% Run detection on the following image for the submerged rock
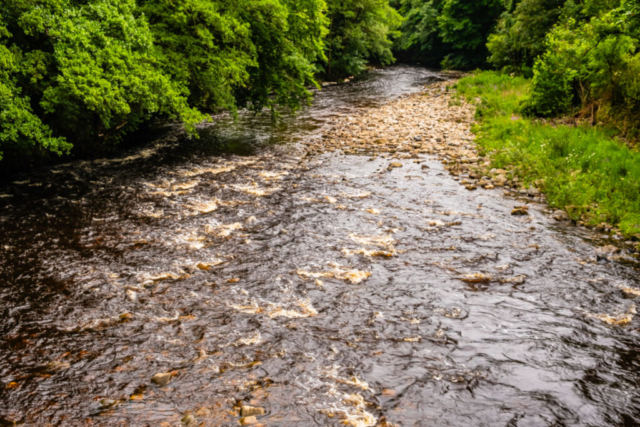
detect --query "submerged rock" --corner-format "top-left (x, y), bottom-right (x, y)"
top-left (511, 206), bottom-right (529, 216)
top-left (99, 398), bottom-right (117, 408)
top-left (596, 245), bottom-right (621, 261)
top-left (151, 372), bottom-right (172, 386)
top-left (181, 414), bottom-right (196, 425)
top-left (553, 210), bottom-right (569, 221)
top-left (241, 406), bottom-right (265, 417)
top-left (240, 416), bottom-right (259, 425)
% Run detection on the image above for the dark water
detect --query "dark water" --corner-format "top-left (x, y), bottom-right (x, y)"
top-left (1, 66), bottom-right (639, 426)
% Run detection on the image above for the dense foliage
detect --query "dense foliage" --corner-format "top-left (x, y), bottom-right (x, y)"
top-left (0, 0), bottom-right (399, 164)
top-left (396, 0), bottom-right (640, 138)
top-left (395, 0), bottom-right (505, 68)
top-left (324, 0), bottom-right (402, 78)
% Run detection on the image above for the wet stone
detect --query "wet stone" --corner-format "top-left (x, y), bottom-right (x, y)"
top-left (553, 210), bottom-right (569, 221)
top-left (240, 416), bottom-right (259, 425)
top-left (511, 207), bottom-right (529, 216)
top-left (596, 245), bottom-right (621, 258)
top-left (151, 372), bottom-right (172, 386)
top-left (99, 398), bottom-right (116, 408)
top-left (241, 405), bottom-right (265, 417)
top-left (181, 414), bottom-right (196, 425)
top-left (118, 312), bottom-right (133, 322)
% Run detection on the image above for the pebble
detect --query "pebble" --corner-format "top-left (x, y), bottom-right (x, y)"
top-left (596, 245), bottom-right (621, 258)
top-left (99, 398), bottom-right (116, 408)
top-left (511, 207), bottom-right (529, 216)
top-left (151, 372), bottom-right (172, 386)
top-left (181, 414), bottom-right (196, 425)
top-left (240, 416), bottom-right (259, 425)
top-left (241, 405), bottom-right (265, 417)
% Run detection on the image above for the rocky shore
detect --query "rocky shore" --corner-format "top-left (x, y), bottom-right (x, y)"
top-left (306, 82), bottom-right (546, 200)
top-left (303, 81), bottom-right (639, 258)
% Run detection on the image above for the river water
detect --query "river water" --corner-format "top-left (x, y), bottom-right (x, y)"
top-left (1, 67), bottom-right (639, 426)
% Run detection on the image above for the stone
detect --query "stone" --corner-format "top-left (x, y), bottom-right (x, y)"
top-left (151, 372), bottom-right (172, 386)
top-left (389, 162), bottom-right (403, 168)
top-left (241, 406), bottom-right (265, 417)
top-left (46, 361), bottom-right (71, 372)
top-left (553, 210), bottom-right (569, 221)
top-left (596, 245), bottom-right (621, 258)
top-left (492, 175), bottom-right (508, 185)
top-left (181, 414), bottom-right (196, 425)
top-left (240, 416), bottom-right (259, 425)
top-left (196, 407), bottom-right (211, 417)
top-left (511, 207), bottom-right (529, 216)
top-left (99, 398), bottom-right (117, 408)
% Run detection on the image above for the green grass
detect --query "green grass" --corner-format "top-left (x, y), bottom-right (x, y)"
top-left (454, 71), bottom-right (640, 237)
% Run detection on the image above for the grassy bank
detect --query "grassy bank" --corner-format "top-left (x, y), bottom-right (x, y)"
top-left (453, 71), bottom-right (640, 239)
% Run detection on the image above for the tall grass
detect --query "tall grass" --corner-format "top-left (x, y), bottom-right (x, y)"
top-left (454, 71), bottom-right (640, 237)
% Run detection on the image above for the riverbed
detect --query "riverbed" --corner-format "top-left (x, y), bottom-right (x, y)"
top-left (1, 66), bottom-right (639, 426)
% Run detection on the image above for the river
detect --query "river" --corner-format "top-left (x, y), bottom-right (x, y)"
top-left (1, 66), bottom-right (639, 426)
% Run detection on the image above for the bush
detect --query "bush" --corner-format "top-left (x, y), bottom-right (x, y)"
top-left (523, 54), bottom-right (576, 117)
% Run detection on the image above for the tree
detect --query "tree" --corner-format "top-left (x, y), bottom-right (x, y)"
top-left (395, 0), bottom-right (505, 69)
top-left (324, 0), bottom-right (402, 78)
top-left (437, 0), bottom-right (505, 68)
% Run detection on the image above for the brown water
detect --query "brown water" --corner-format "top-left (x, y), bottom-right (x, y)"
top-left (1, 66), bottom-right (640, 427)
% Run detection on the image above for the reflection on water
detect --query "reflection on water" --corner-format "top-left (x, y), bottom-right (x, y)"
top-left (1, 66), bottom-right (640, 426)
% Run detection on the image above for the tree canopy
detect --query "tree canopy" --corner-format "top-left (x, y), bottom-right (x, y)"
top-left (0, 0), bottom-right (400, 164)
top-left (2, 0), bottom-right (639, 165)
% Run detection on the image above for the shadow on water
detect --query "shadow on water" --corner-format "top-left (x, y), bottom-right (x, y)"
top-left (1, 66), bottom-right (639, 426)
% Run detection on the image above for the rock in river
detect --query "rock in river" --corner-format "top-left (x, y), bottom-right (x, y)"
top-left (511, 206), bottom-right (529, 216)
top-left (151, 372), bottom-right (172, 386)
top-left (241, 405), bottom-right (265, 417)
top-left (596, 245), bottom-right (621, 261)
top-left (240, 416), bottom-right (259, 425)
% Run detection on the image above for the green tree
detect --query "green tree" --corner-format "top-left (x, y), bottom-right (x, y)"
top-left (0, 0), bottom-right (330, 163)
top-left (437, 0), bottom-right (505, 68)
top-left (236, 0), bottom-right (328, 113)
top-left (395, 0), bottom-right (449, 66)
top-left (525, 10), bottom-right (640, 122)
top-left (395, 0), bottom-right (505, 69)
top-left (1, 0), bottom-right (205, 160)
top-left (487, 0), bottom-right (565, 72)
top-left (324, 0), bottom-right (402, 78)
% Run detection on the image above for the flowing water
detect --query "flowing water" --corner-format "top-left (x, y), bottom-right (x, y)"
top-left (1, 67), bottom-right (639, 427)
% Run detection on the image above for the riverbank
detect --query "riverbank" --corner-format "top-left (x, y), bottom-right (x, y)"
top-left (452, 71), bottom-right (640, 244)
